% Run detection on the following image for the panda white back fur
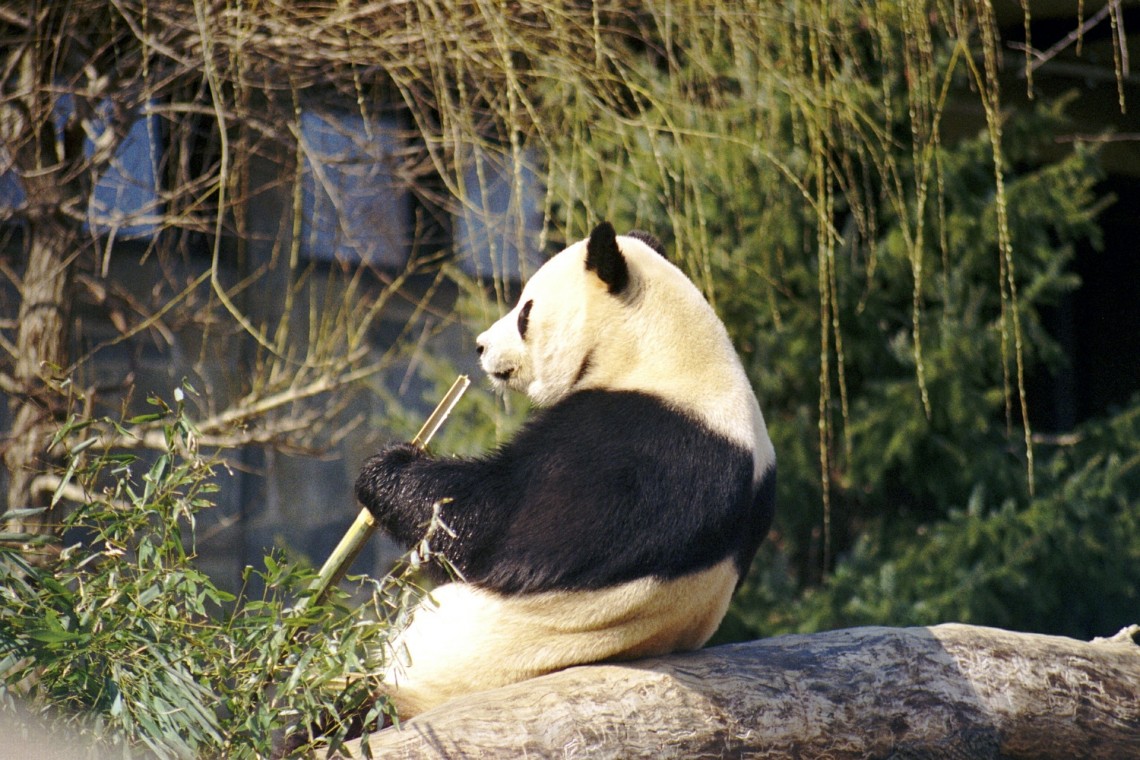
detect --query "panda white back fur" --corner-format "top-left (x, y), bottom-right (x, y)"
top-left (356, 221), bottom-right (776, 718)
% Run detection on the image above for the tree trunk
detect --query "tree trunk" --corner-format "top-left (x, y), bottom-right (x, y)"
top-left (335, 624), bottom-right (1140, 760)
top-left (3, 215), bottom-right (74, 536)
top-left (1, 25), bottom-right (80, 549)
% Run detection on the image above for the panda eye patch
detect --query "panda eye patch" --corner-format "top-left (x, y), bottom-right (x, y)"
top-left (517, 299), bottom-right (534, 339)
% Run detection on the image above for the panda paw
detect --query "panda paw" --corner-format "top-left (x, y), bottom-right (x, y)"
top-left (354, 443), bottom-right (428, 518)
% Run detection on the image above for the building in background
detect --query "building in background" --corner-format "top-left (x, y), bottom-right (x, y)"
top-left (0, 90), bottom-right (544, 592)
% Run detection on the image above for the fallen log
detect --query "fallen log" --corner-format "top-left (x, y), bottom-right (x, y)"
top-left (329, 623), bottom-right (1140, 759)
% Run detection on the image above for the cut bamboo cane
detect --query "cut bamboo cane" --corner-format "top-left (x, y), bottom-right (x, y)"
top-left (303, 375), bottom-right (470, 609)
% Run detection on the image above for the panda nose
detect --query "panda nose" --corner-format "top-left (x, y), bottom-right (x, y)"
top-left (475, 337), bottom-right (486, 356)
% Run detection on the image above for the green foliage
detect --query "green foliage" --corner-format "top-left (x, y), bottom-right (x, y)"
top-left (712, 101), bottom-right (1134, 641)
top-left (719, 99), bottom-right (1138, 642)
top-left (702, 92), bottom-right (1130, 638)
top-left (0, 389), bottom-right (419, 758)
top-left (734, 396), bottom-right (1140, 640)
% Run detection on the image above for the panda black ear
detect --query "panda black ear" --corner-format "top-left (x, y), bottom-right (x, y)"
top-left (626, 230), bottom-right (666, 257)
top-left (585, 221), bottom-right (629, 295)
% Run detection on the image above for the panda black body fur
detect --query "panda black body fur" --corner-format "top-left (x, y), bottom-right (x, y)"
top-left (359, 390), bottom-right (774, 594)
top-left (356, 222), bottom-right (776, 718)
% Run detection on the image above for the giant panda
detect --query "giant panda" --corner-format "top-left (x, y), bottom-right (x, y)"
top-left (355, 221), bottom-right (776, 718)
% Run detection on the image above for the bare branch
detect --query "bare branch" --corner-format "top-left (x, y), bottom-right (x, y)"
top-left (1016, 0), bottom-right (1123, 76)
top-left (0, 6), bottom-right (32, 29)
top-left (29, 474), bottom-right (130, 512)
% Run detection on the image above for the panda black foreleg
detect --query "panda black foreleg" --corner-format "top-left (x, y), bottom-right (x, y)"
top-left (355, 443), bottom-right (448, 546)
top-left (354, 442), bottom-right (503, 576)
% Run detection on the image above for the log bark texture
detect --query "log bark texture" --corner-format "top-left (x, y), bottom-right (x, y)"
top-left (334, 623), bottom-right (1140, 759)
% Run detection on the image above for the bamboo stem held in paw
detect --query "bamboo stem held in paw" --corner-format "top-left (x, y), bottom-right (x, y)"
top-left (304, 374), bottom-right (470, 609)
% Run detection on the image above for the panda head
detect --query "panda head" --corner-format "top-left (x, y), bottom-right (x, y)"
top-left (475, 222), bottom-right (766, 456)
top-left (475, 221), bottom-right (643, 406)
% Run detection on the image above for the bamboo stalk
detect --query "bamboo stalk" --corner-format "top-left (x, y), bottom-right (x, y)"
top-left (303, 374), bottom-right (470, 609)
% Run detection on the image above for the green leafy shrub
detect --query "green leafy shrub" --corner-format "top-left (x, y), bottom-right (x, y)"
top-left (732, 395), bottom-right (1140, 639)
top-left (708, 104), bottom-right (1140, 641)
top-left (0, 388), bottom-right (419, 758)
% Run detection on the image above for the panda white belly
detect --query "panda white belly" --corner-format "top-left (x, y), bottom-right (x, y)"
top-left (382, 559), bottom-right (739, 717)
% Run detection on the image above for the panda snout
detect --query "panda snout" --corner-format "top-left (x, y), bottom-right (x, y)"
top-left (479, 349), bottom-right (519, 384)
top-left (476, 326), bottom-right (525, 387)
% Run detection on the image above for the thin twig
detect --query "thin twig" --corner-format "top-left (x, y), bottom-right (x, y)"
top-left (1014, 0), bottom-right (1121, 76)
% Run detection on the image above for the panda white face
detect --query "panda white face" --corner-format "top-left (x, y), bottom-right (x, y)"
top-left (475, 234), bottom-right (623, 406)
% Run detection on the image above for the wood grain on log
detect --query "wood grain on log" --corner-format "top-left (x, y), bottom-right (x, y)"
top-left (331, 624), bottom-right (1140, 759)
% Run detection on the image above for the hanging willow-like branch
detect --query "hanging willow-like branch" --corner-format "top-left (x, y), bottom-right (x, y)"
top-left (2, 0), bottom-right (1129, 564)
